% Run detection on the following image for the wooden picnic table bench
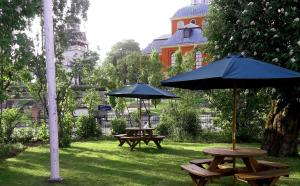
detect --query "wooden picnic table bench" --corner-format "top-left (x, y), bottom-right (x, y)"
top-left (189, 157), bottom-right (233, 168)
top-left (181, 164), bottom-right (221, 186)
top-left (235, 168), bottom-right (289, 186)
top-left (114, 134), bottom-right (127, 146)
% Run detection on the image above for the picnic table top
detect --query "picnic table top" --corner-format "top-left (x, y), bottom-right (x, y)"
top-left (125, 127), bottom-right (155, 131)
top-left (203, 147), bottom-right (267, 158)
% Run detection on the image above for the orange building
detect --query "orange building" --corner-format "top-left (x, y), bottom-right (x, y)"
top-left (143, 0), bottom-right (209, 71)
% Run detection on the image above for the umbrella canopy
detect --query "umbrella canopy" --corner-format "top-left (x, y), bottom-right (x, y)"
top-left (161, 55), bottom-right (300, 150)
top-left (161, 55), bottom-right (300, 89)
top-left (107, 82), bottom-right (178, 99)
top-left (107, 83), bottom-right (178, 129)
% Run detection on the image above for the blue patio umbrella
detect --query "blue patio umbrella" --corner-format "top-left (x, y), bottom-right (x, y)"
top-left (107, 83), bottom-right (178, 128)
top-left (161, 55), bottom-right (300, 149)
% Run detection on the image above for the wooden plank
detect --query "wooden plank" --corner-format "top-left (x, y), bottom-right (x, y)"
top-left (181, 164), bottom-right (221, 177)
top-left (235, 169), bottom-right (289, 181)
top-left (257, 160), bottom-right (289, 169)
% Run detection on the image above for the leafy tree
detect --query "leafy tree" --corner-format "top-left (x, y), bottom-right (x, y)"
top-left (149, 50), bottom-right (163, 87)
top-left (0, 0), bottom-right (40, 136)
top-left (205, 0), bottom-right (300, 156)
top-left (105, 39), bottom-right (140, 66)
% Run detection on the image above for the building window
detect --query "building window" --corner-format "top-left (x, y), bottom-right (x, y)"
top-left (171, 53), bottom-right (175, 66)
top-left (177, 21), bottom-right (184, 29)
top-left (195, 51), bottom-right (203, 69)
top-left (190, 19), bottom-right (196, 24)
top-left (184, 29), bottom-right (191, 38)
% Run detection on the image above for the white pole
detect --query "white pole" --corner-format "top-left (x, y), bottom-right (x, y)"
top-left (43, 0), bottom-right (62, 182)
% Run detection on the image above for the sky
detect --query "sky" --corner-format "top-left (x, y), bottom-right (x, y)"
top-left (84, 0), bottom-right (189, 60)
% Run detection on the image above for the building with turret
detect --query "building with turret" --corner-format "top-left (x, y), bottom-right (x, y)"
top-left (143, 0), bottom-right (210, 70)
top-left (63, 22), bottom-right (88, 85)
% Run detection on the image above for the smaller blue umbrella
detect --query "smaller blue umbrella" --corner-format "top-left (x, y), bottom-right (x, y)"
top-left (107, 83), bottom-right (178, 128)
top-left (107, 83), bottom-right (178, 99)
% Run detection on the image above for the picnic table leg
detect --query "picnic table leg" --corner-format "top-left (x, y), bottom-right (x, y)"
top-left (130, 140), bottom-right (140, 151)
top-left (118, 139), bottom-right (126, 146)
top-left (153, 139), bottom-right (162, 148)
top-left (242, 157), bottom-right (259, 173)
top-left (189, 173), bottom-right (207, 186)
top-left (208, 156), bottom-right (224, 171)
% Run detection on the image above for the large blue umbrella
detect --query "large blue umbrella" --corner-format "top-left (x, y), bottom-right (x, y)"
top-left (107, 83), bottom-right (178, 128)
top-left (161, 55), bottom-right (300, 149)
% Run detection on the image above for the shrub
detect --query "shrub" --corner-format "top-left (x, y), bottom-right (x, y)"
top-left (111, 117), bottom-right (127, 134)
top-left (75, 115), bottom-right (101, 139)
top-left (1, 108), bottom-right (27, 143)
top-left (35, 121), bottom-right (49, 142)
top-left (159, 101), bottom-right (200, 141)
top-left (0, 143), bottom-right (25, 160)
top-left (11, 127), bottom-right (35, 144)
top-left (59, 113), bottom-right (73, 148)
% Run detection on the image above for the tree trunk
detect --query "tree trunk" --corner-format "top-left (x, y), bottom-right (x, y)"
top-left (261, 99), bottom-right (300, 157)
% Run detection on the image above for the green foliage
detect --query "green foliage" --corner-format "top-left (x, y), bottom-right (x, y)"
top-left (158, 101), bottom-right (200, 141)
top-left (11, 127), bottom-right (35, 144)
top-left (209, 89), bottom-right (271, 142)
top-left (1, 108), bottom-right (27, 143)
top-left (58, 113), bottom-right (73, 148)
top-left (111, 117), bottom-right (127, 134)
top-left (0, 143), bottom-right (25, 160)
top-left (82, 89), bottom-right (101, 117)
top-left (0, 0), bottom-right (40, 103)
top-left (75, 115), bottom-right (101, 139)
top-left (35, 121), bottom-right (49, 142)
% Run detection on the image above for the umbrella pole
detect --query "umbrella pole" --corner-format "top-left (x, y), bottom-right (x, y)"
top-left (139, 98), bottom-right (142, 148)
top-left (232, 85), bottom-right (237, 150)
top-left (232, 84), bottom-right (237, 186)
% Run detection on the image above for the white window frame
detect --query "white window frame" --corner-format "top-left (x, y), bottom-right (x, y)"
top-left (171, 53), bottom-right (176, 66)
top-left (177, 21), bottom-right (184, 29)
top-left (195, 51), bottom-right (203, 69)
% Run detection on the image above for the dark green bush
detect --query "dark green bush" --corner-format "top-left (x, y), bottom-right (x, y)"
top-left (1, 108), bottom-right (27, 143)
top-left (111, 117), bottom-right (127, 134)
top-left (35, 121), bottom-right (49, 142)
top-left (59, 113), bottom-right (73, 148)
top-left (76, 115), bottom-right (101, 139)
top-left (159, 101), bottom-right (200, 141)
top-left (0, 143), bottom-right (25, 160)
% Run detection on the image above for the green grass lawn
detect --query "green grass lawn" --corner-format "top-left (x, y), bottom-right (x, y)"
top-left (0, 140), bottom-right (299, 186)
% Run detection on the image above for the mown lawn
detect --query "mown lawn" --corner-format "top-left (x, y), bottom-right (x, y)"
top-left (0, 140), bottom-right (299, 186)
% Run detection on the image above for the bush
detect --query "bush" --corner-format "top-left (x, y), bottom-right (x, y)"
top-left (1, 108), bottom-right (27, 143)
top-left (11, 127), bottom-right (35, 144)
top-left (35, 121), bottom-right (49, 142)
top-left (111, 117), bottom-right (127, 135)
top-left (0, 143), bottom-right (25, 160)
top-left (59, 113), bottom-right (73, 148)
top-left (75, 115), bottom-right (101, 139)
top-left (159, 101), bottom-right (200, 141)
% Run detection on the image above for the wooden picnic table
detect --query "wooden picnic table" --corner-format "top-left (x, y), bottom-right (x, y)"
top-left (125, 127), bottom-right (155, 136)
top-left (203, 147), bottom-right (267, 173)
top-left (114, 127), bottom-right (165, 151)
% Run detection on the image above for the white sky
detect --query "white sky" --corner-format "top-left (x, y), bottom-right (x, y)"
top-left (84, 0), bottom-right (189, 60)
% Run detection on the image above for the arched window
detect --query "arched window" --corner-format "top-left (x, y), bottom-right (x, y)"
top-left (195, 51), bottom-right (203, 69)
top-left (171, 53), bottom-right (175, 66)
top-left (190, 19), bottom-right (196, 24)
top-left (177, 21), bottom-right (184, 29)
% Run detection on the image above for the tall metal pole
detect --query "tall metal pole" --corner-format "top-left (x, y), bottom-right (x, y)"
top-left (43, 0), bottom-right (62, 182)
top-left (232, 85), bottom-right (237, 150)
top-left (232, 84), bottom-right (237, 186)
